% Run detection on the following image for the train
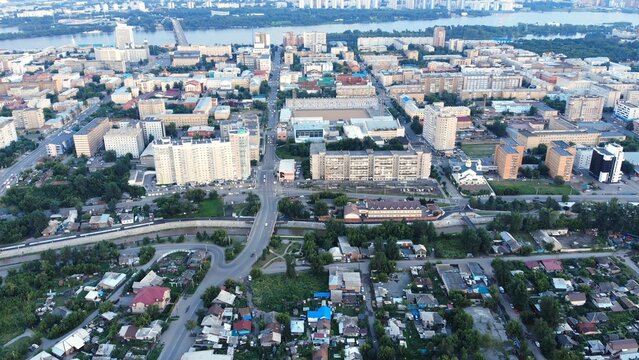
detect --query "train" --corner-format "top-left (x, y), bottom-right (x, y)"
top-left (0, 221), bottom-right (157, 253)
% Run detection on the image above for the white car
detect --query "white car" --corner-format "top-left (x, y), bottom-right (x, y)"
top-left (264, 223), bottom-right (268, 227)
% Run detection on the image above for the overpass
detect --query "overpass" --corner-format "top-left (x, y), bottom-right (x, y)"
top-left (171, 18), bottom-right (189, 46)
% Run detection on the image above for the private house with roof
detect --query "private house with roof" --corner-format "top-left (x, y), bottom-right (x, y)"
top-left (131, 286), bottom-right (171, 314)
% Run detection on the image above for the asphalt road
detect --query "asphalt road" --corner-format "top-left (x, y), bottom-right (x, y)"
top-left (0, 101), bottom-right (103, 195)
top-left (157, 47), bottom-right (283, 360)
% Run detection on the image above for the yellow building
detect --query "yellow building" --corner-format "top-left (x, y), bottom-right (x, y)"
top-left (545, 141), bottom-right (576, 181)
top-left (494, 139), bottom-right (525, 180)
top-left (73, 117), bottom-right (111, 157)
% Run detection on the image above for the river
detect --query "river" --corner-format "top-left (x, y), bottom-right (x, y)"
top-left (0, 10), bottom-right (637, 50)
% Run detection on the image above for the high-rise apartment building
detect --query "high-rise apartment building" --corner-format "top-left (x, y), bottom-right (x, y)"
top-left (423, 105), bottom-right (457, 151)
top-left (433, 26), bottom-right (446, 48)
top-left (545, 141), bottom-right (576, 182)
top-left (0, 117), bottom-right (17, 149)
top-left (310, 143), bottom-right (431, 181)
top-left (152, 135), bottom-right (251, 185)
top-left (590, 143), bottom-right (624, 183)
top-left (254, 32), bottom-right (271, 50)
top-left (115, 23), bottom-right (135, 50)
top-left (141, 119), bottom-right (166, 143)
top-left (565, 95), bottom-right (605, 122)
top-left (229, 129), bottom-right (251, 179)
top-left (73, 117), bottom-right (111, 157)
top-left (104, 123), bottom-right (145, 158)
top-left (302, 32), bottom-right (327, 53)
top-left (12, 108), bottom-right (45, 129)
top-left (494, 139), bottom-right (525, 180)
top-left (138, 99), bottom-right (166, 120)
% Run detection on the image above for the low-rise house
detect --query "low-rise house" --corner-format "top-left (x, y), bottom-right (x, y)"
top-left (119, 250), bottom-right (140, 266)
top-left (51, 328), bottom-right (90, 357)
top-left (213, 290), bottom-right (236, 306)
top-left (89, 214), bottom-right (113, 229)
top-left (307, 306), bottom-right (332, 324)
top-left (608, 339), bottom-right (639, 355)
top-left (133, 271), bottom-right (165, 293)
top-left (336, 315), bottom-right (361, 337)
top-left (385, 318), bottom-right (405, 339)
top-left (232, 319), bottom-right (251, 335)
top-left (131, 286), bottom-right (171, 314)
top-left (565, 292), bottom-right (587, 306)
top-left (413, 244), bottom-right (427, 258)
top-left (312, 332), bottom-right (330, 345)
top-left (588, 340), bottom-right (606, 354)
top-left (259, 321), bottom-right (282, 347)
top-left (290, 319), bottom-right (305, 336)
top-left (577, 322), bottom-right (600, 335)
top-left (328, 268), bottom-right (362, 293)
top-left (557, 334), bottom-right (579, 349)
top-left (99, 272), bottom-right (127, 290)
top-left (313, 343), bottom-right (329, 360)
top-left (406, 292), bottom-right (439, 308)
top-left (591, 294), bottom-right (613, 309)
top-left (586, 312), bottom-right (609, 323)
top-left (541, 259), bottom-right (563, 272)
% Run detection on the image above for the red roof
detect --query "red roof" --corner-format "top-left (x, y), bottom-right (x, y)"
top-left (233, 319), bottom-right (252, 331)
top-left (541, 259), bottom-right (563, 272)
top-left (577, 322), bottom-right (598, 334)
top-left (132, 286), bottom-right (170, 306)
top-left (525, 261), bottom-right (541, 269)
top-left (336, 75), bottom-right (368, 85)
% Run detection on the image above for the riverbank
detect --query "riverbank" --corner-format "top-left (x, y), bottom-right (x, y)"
top-left (1, 10), bottom-right (638, 50)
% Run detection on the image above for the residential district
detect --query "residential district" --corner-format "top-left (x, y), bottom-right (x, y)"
top-left (1, 12), bottom-right (639, 360)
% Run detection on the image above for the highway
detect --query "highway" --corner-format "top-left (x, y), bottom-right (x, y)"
top-left (157, 47), bottom-right (283, 360)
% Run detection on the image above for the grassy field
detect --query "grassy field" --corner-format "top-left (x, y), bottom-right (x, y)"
top-left (461, 143), bottom-right (498, 157)
top-left (275, 144), bottom-right (308, 161)
top-left (252, 272), bottom-right (327, 312)
top-left (188, 198), bottom-right (224, 218)
top-left (489, 180), bottom-right (576, 196)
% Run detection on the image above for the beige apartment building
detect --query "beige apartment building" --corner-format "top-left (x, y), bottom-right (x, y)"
top-left (515, 128), bottom-right (602, 150)
top-left (12, 108), bottom-right (45, 129)
top-left (73, 117), bottom-right (111, 157)
top-left (152, 113), bottom-right (208, 127)
top-left (310, 143), bottom-right (431, 181)
top-left (565, 95), bottom-right (605, 122)
top-left (494, 139), bottom-right (525, 180)
top-left (423, 105), bottom-right (458, 152)
top-left (545, 141), bottom-right (576, 181)
top-left (153, 135), bottom-right (250, 185)
top-left (138, 99), bottom-right (166, 120)
top-left (0, 117), bottom-right (17, 149)
top-left (104, 123), bottom-right (145, 158)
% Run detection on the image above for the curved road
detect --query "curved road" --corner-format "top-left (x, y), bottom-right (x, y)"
top-left (157, 47), bottom-right (283, 360)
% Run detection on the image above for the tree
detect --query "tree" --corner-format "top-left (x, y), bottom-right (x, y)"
top-left (201, 286), bottom-right (221, 306)
top-left (185, 319), bottom-right (198, 334)
top-left (508, 275), bottom-right (530, 310)
top-left (506, 320), bottom-right (522, 339)
top-left (103, 150), bottom-right (117, 162)
top-left (553, 176), bottom-right (565, 185)
top-left (539, 297), bottom-right (561, 328)
top-left (165, 122), bottom-right (178, 137)
top-left (185, 189), bottom-right (206, 203)
top-left (621, 160), bottom-right (635, 176)
top-left (139, 246), bottom-right (156, 265)
top-left (410, 117), bottom-right (423, 134)
top-left (99, 301), bottom-right (114, 313)
top-left (285, 254), bottom-right (296, 278)
top-left (313, 200), bottom-right (329, 217)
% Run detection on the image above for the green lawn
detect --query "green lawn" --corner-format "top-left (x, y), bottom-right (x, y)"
top-left (275, 144), bottom-right (308, 161)
top-left (252, 272), bottom-right (327, 312)
top-left (461, 143), bottom-right (498, 157)
top-left (183, 198), bottom-right (224, 218)
top-left (489, 180), bottom-right (576, 196)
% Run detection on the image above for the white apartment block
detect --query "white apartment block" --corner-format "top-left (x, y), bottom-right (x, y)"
top-left (141, 119), bottom-right (165, 143)
top-left (310, 143), bottom-right (431, 181)
top-left (423, 105), bottom-right (458, 151)
top-left (153, 134), bottom-right (250, 185)
top-left (104, 124), bottom-right (145, 158)
top-left (614, 102), bottom-right (639, 122)
top-left (0, 117), bottom-right (17, 149)
top-left (302, 32), bottom-right (327, 53)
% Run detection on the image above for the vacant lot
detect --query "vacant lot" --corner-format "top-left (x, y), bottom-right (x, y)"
top-left (461, 143), bottom-right (498, 157)
top-left (489, 180), bottom-right (576, 196)
top-left (252, 272), bottom-right (327, 312)
top-left (190, 198), bottom-right (224, 217)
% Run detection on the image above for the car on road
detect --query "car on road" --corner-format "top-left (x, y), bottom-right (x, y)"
top-left (265, 223), bottom-right (268, 227)
top-left (251, 252), bottom-right (255, 258)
